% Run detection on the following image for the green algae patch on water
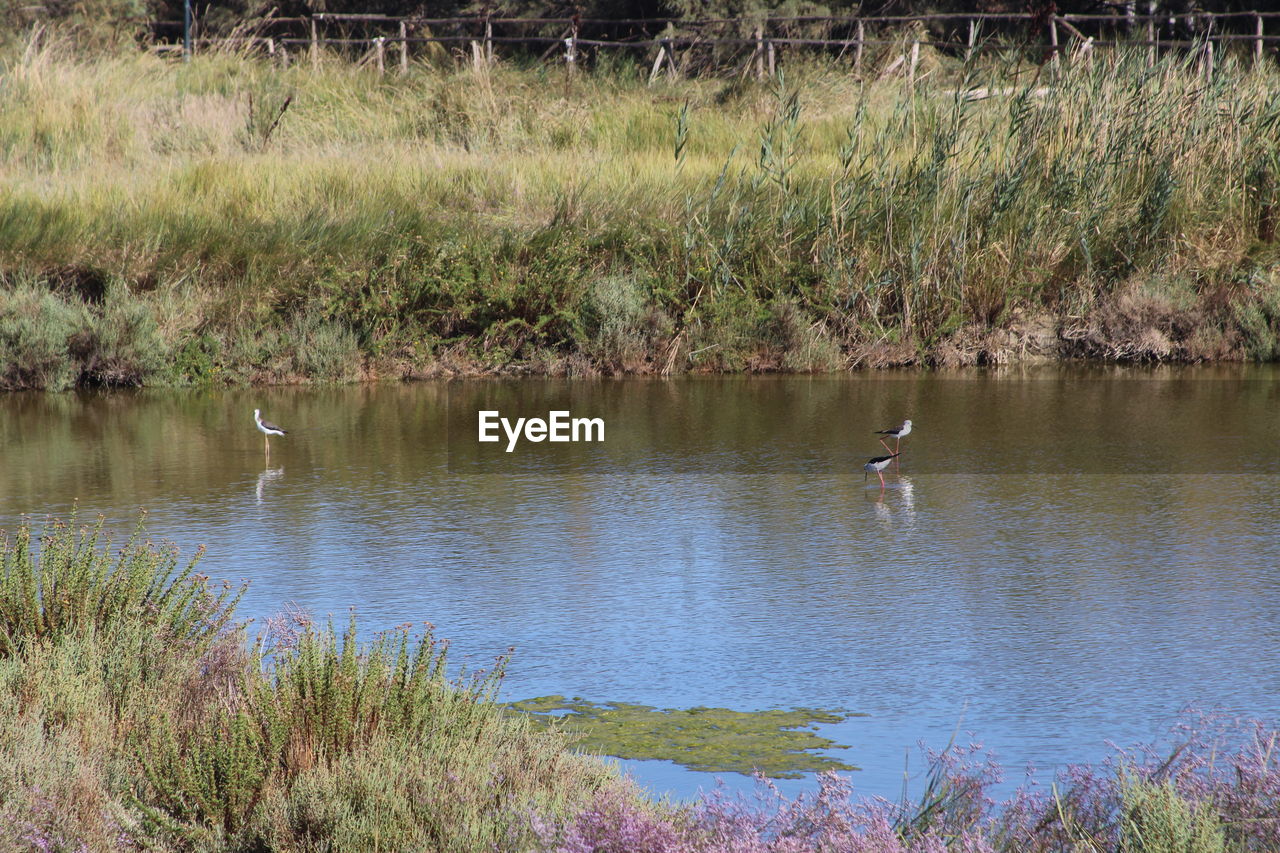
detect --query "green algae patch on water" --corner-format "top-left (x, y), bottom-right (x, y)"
top-left (508, 696), bottom-right (863, 778)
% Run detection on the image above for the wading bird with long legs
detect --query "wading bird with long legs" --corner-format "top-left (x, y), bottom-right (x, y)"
top-left (864, 452), bottom-right (899, 490)
top-left (875, 419), bottom-right (912, 454)
top-left (254, 409), bottom-right (287, 459)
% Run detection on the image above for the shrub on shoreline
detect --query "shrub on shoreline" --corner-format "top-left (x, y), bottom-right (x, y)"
top-left (0, 517), bottom-right (619, 850)
top-left (533, 719), bottom-right (1280, 852)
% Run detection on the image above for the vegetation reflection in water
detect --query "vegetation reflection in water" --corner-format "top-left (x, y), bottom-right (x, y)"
top-left (509, 695), bottom-right (863, 777)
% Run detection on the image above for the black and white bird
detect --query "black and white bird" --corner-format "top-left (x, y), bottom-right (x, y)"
top-left (864, 452), bottom-right (899, 489)
top-left (875, 419), bottom-right (912, 453)
top-left (253, 408), bottom-right (287, 456)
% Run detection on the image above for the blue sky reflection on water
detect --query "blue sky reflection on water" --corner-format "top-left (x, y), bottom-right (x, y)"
top-left (2, 368), bottom-right (1279, 803)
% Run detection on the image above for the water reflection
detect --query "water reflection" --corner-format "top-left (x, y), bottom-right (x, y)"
top-left (869, 476), bottom-right (915, 528)
top-left (1, 369), bottom-right (1279, 803)
top-left (898, 476), bottom-right (915, 513)
top-left (255, 467), bottom-right (284, 504)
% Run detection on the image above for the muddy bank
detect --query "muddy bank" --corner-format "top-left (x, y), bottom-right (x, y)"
top-left (405, 283), bottom-right (1280, 380)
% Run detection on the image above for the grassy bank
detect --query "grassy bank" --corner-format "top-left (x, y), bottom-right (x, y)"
top-left (3, 35), bottom-right (1280, 388)
top-left (4, 516), bottom-right (1280, 851)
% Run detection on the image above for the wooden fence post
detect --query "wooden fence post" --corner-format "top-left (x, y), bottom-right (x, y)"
top-left (754, 26), bottom-right (764, 79)
top-left (485, 17), bottom-right (494, 64)
top-left (1048, 17), bottom-right (1059, 69)
top-left (565, 23), bottom-right (578, 71)
top-left (1256, 13), bottom-right (1264, 66)
top-left (309, 16), bottom-right (319, 68)
top-left (767, 38), bottom-right (776, 77)
top-left (1078, 36), bottom-right (1095, 68)
top-left (855, 20), bottom-right (864, 71)
top-left (399, 20), bottom-right (408, 73)
top-left (908, 39), bottom-right (919, 84)
top-left (649, 43), bottom-right (665, 84)
top-left (1146, 2), bottom-right (1156, 67)
top-left (376, 36), bottom-right (386, 73)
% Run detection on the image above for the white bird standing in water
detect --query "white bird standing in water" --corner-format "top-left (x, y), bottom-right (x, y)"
top-left (254, 408), bottom-right (287, 458)
top-left (875, 419), bottom-right (912, 454)
top-left (864, 452), bottom-right (899, 490)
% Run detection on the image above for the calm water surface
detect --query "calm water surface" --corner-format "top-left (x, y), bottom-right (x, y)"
top-left (3, 367), bottom-right (1279, 801)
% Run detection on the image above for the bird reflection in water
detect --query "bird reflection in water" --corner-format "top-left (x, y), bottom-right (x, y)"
top-left (256, 467), bottom-right (284, 504)
top-left (870, 476), bottom-right (916, 529)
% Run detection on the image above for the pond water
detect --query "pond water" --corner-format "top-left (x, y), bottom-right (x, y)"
top-left (3, 367), bottom-right (1279, 802)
